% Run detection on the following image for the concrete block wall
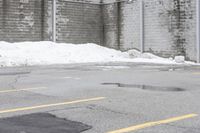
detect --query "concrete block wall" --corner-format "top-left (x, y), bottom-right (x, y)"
top-left (144, 0), bottom-right (196, 60)
top-left (0, 0), bottom-right (103, 45)
top-left (143, 0), bottom-right (176, 57)
top-left (56, 0), bottom-right (103, 45)
top-left (181, 0), bottom-right (196, 61)
top-left (44, 0), bottom-right (53, 41)
top-left (0, 0), bottom-right (50, 42)
top-left (119, 0), bottom-right (140, 50)
top-left (102, 3), bottom-right (120, 49)
top-left (103, 0), bottom-right (197, 60)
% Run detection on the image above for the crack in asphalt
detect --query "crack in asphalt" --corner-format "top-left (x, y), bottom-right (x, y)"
top-left (86, 104), bottom-right (128, 116)
top-left (47, 106), bottom-right (84, 113)
top-left (8, 75), bottom-right (21, 89)
top-left (48, 104), bottom-right (128, 117)
top-left (5, 70), bottom-right (31, 90)
top-left (102, 83), bottom-right (186, 92)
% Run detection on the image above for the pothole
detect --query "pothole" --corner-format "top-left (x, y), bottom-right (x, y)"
top-left (63, 67), bottom-right (99, 71)
top-left (0, 113), bottom-right (92, 133)
top-left (102, 83), bottom-right (185, 92)
top-left (0, 71), bottom-right (30, 76)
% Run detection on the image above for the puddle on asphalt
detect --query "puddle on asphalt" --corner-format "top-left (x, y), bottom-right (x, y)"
top-left (102, 83), bottom-right (185, 92)
top-left (0, 113), bottom-right (92, 133)
top-left (0, 71), bottom-right (30, 76)
top-left (63, 67), bottom-right (99, 71)
top-left (97, 66), bottom-right (130, 69)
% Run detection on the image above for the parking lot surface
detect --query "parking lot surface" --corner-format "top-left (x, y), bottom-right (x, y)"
top-left (0, 63), bottom-right (200, 133)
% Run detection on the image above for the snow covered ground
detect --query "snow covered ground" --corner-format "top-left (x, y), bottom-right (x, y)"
top-left (0, 41), bottom-right (197, 67)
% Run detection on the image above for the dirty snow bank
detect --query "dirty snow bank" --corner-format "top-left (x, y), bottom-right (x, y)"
top-left (0, 41), bottom-right (196, 67)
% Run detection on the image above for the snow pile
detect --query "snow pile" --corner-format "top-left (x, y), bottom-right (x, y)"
top-left (0, 41), bottom-right (196, 67)
top-left (174, 56), bottom-right (185, 63)
top-left (128, 49), bottom-right (165, 59)
top-left (127, 49), bottom-right (182, 64)
top-left (0, 41), bottom-right (130, 67)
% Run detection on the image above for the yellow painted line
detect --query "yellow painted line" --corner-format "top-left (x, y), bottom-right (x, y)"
top-left (0, 87), bottom-right (47, 94)
top-left (0, 97), bottom-right (105, 114)
top-left (193, 72), bottom-right (200, 75)
top-left (107, 114), bottom-right (198, 133)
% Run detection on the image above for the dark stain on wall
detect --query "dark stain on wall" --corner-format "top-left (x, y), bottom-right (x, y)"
top-left (117, 2), bottom-right (121, 50)
top-left (41, 0), bottom-right (45, 40)
top-left (100, 1), bottom-right (105, 46)
top-left (2, 0), bottom-right (8, 35)
top-left (171, 0), bottom-right (186, 56)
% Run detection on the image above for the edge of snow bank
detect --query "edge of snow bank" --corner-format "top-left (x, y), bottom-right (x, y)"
top-left (0, 41), bottom-right (198, 67)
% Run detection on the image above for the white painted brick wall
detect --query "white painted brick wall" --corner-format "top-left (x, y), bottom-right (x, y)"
top-left (104, 0), bottom-right (197, 60)
top-left (103, 3), bottom-right (119, 49)
top-left (120, 0), bottom-right (140, 50)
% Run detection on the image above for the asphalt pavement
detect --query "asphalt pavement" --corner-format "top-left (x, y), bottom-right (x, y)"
top-left (0, 62), bottom-right (200, 133)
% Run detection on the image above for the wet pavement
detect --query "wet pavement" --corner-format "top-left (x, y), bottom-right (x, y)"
top-left (0, 62), bottom-right (200, 133)
top-left (102, 83), bottom-right (186, 92)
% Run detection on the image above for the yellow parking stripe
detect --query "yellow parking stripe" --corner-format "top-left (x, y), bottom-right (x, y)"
top-left (193, 72), bottom-right (200, 75)
top-left (0, 97), bottom-right (106, 114)
top-left (107, 114), bottom-right (198, 133)
top-left (0, 87), bottom-right (47, 94)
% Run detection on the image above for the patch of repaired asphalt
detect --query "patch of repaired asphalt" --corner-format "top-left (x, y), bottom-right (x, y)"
top-left (102, 83), bottom-right (185, 92)
top-left (0, 113), bottom-right (92, 133)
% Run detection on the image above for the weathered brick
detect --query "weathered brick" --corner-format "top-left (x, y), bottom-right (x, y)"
top-left (103, 0), bottom-right (197, 61)
top-left (0, 0), bottom-right (103, 45)
top-left (56, 1), bottom-right (103, 45)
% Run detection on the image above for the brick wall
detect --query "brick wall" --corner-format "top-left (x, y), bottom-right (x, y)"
top-left (144, 0), bottom-right (196, 60)
top-left (56, 0), bottom-right (103, 45)
top-left (0, 0), bottom-right (50, 42)
top-left (102, 3), bottom-right (120, 49)
top-left (103, 0), bottom-right (197, 60)
top-left (119, 0), bottom-right (140, 50)
top-left (0, 0), bottom-right (103, 45)
top-left (143, 0), bottom-right (176, 57)
top-left (181, 0), bottom-right (196, 61)
top-left (44, 0), bottom-right (53, 41)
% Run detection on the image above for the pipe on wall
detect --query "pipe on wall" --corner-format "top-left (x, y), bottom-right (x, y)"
top-left (117, 1), bottom-right (121, 50)
top-left (197, 0), bottom-right (200, 63)
top-left (53, 0), bottom-right (57, 42)
top-left (140, 0), bottom-right (144, 53)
